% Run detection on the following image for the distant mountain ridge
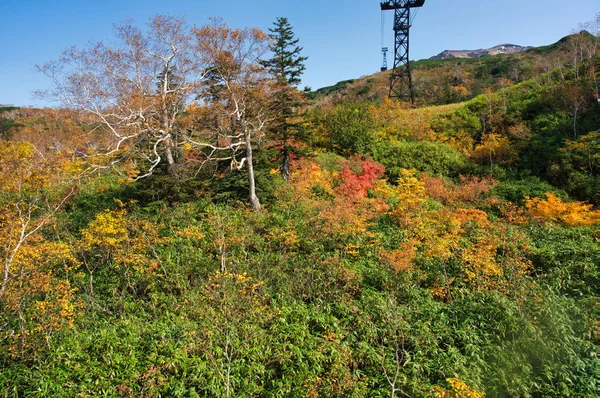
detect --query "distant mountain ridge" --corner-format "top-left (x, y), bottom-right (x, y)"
top-left (430, 44), bottom-right (532, 60)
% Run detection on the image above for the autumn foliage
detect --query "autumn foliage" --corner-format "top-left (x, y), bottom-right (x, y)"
top-left (525, 192), bottom-right (600, 226)
top-left (423, 174), bottom-right (497, 205)
top-left (79, 204), bottom-right (167, 295)
top-left (433, 378), bottom-right (486, 398)
top-left (336, 159), bottom-right (385, 199)
top-left (1, 13), bottom-right (599, 397)
top-left (0, 141), bottom-right (81, 358)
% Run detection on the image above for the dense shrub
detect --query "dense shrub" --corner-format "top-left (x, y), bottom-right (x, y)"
top-left (373, 139), bottom-right (467, 180)
top-left (492, 176), bottom-right (567, 204)
top-left (527, 224), bottom-right (600, 296)
top-left (316, 101), bottom-right (376, 156)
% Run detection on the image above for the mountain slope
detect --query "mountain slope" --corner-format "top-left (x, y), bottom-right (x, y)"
top-left (310, 33), bottom-right (593, 106)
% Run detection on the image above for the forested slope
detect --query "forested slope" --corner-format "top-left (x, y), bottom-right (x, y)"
top-left (0, 18), bottom-right (598, 397)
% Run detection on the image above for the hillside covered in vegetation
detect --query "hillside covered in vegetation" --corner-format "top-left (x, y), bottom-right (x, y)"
top-left (310, 32), bottom-right (599, 107)
top-left (0, 15), bottom-right (598, 397)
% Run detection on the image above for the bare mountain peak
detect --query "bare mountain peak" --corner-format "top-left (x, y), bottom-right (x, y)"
top-left (430, 44), bottom-right (532, 60)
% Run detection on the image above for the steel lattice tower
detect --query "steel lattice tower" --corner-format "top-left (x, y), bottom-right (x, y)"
top-left (380, 0), bottom-right (425, 103)
top-left (381, 47), bottom-right (389, 71)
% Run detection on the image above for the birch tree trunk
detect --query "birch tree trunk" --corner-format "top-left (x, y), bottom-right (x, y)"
top-left (244, 129), bottom-right (261, 211)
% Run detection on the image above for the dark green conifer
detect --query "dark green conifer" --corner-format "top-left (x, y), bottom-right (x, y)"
top-left (262, 17), bottom-right (307, 87)
top-left (262, 17), bottom-right (308, 180)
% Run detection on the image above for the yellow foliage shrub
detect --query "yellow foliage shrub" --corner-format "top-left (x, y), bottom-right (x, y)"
top-left (79, 205), bottom-right (167, 290)
top-left (289, 160), bottom-right (336, 198)
top-left (525, 193), bottom-right (600, 226)
top-left (433, 378), bottom-right (485, 398)
top-left (393, 169), bottom-right (427, 227)
top-left (80, 208), bottom-right (128, 255)
top-left (1, 229), bottom-right (81, 358)
top-left (379, 239), bottom-right (418, 273)
top-left (0, 140), bottom-right (82, 359)
top-left (471, 133), bottom-right (517, 167)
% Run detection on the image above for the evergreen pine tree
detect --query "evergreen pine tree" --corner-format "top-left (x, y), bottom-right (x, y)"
top-left (262, 17), bottom-right (307, 87)
top-left (262, 17), bottom-right (308, 180)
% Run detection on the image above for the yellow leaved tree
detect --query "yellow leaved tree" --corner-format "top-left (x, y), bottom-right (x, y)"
top-left (0, 141), bottom-right (82, 358)
top-left (471, 133), bottom-right (517, 173)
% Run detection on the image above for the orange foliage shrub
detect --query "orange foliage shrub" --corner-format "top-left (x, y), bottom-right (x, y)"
top-left (525, 193), bottom-right (600, 227)
top-left (453, 208), bottom-right (492, 228)
top-left (392, 201), bottom-right (530, 295)
top-left (380, 239), bottom-right (418, 273)
top-left (423, 174), bottom-right (497, 205)
top-left (484, 199), bottom-right (529, 225)
top-left (323, 160), bottom-right (386, 254)
top-left (289, 158), bottom-right (388, 255)
top-left (289, 159), bottom-right (336, 199)
top-left (319, 197), bottom-right (372, 241)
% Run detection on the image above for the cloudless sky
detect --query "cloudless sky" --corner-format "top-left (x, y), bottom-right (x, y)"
top-left (0, 0), bottom-right (598, 106)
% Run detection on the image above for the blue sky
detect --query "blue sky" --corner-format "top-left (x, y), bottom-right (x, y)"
top-left (0, 0), bottom-right (598, 107)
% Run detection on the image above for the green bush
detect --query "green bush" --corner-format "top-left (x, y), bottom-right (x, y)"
top-left (563, 170), bottom-right (599, 204)
top-left (319, 101), bottom-right (376, 156)
top-left (430, 102), bottom-right (482, 138)
top-left (61, 173), bottom-right (138, 232)
top-left (315, 151), bottom-right (346, 172)
top-left (373, 139), bottom-right (466, 180)
top-left (527, 224), bottom-right (600, 296)
top-left (448, 289), bottom-right (598, 397)
top-left (492, 176), bottom-right (568, 204)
